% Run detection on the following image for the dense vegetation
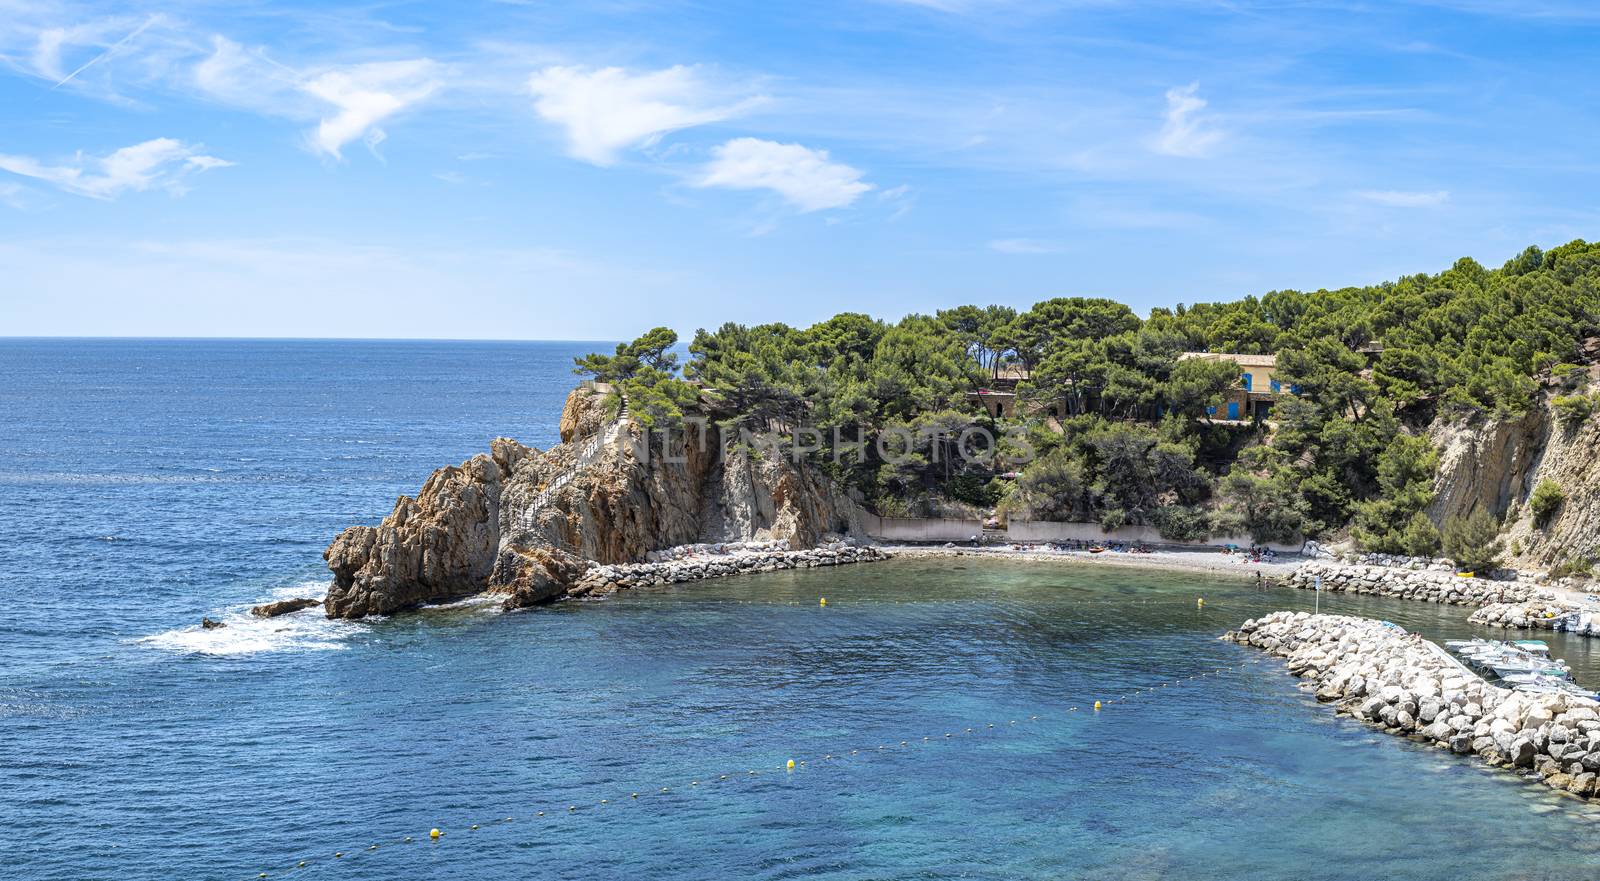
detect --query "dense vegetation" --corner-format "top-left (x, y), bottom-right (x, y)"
top-left (577, 241), bottom-right (1600, 550)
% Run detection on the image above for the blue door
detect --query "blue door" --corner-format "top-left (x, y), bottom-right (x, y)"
top-left (1227, 401), bottom-right (1240, 420)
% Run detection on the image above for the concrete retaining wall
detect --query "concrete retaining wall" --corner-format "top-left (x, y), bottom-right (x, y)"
top-left (860, 512), bottom-right (982, 542)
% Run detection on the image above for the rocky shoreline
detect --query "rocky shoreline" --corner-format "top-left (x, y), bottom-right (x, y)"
top-left (1227, 611), bottom-right (1600, 798)
top-left (1285, 560), bottom-right (1545, 607)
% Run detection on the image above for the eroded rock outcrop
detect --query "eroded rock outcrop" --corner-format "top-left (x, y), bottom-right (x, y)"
top-left (323, 387), bottom-right (873, 618)
top-left (324, 451), bottom-right (509, 617)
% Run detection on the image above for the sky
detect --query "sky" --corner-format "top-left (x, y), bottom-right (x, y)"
top-left (0, 0), bottom-right (1597, 340)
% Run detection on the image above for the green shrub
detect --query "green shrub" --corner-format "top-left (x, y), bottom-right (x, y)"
top-left (1529, 479), bottom-right (1565, 528)
top-left (1442, 509), bottom-right (1503, 572)
top-left (1152, 504), bottom-right (1211, 542)
top-left (1551, 557), bottom-right (1595, 579)
top-left (1399, 511), bottom-right (1441, 558)
top-left (1553, 394), bottom-right (1594, 428)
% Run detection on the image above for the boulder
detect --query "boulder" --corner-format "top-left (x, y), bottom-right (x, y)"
top-left (251, 598), bottom-right (320, 618)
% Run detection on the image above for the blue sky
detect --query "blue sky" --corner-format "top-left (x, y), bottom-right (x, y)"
top-left (1, 0), bottom-right (1597, 340)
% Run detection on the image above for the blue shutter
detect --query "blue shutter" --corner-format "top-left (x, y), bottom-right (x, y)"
top-left (1227, 401), bottom-right (1239, 420)
top-left (1241, 372), bottom-right (1252, 391)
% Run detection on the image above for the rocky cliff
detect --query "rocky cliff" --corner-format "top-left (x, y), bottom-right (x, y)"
top-left (323, 387), bottom-right (869, 617)
top-left (1427, 394), bottom-right (1600, 573)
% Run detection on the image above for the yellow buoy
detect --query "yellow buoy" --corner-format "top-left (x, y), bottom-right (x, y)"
top-left (1197, 597), bottom-right (1205, 608)
top-left (429, 828), bottom-right (441, 840)
top-left (1094, 700), bottom-right (1103, 710)
top-left (820, 597), bottom-right (827, 606)
top-left (786, 759), bottom-right (796, 770)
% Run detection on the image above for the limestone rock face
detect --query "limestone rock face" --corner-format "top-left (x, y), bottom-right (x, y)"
top-left (323, 387), bottom-right (870, 618)
top-left (1427, 398), bottom-right (1600, 571)
top-left (1427, 407), bottom-right (1546, 528)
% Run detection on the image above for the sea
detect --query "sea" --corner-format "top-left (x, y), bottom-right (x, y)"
top-left (5, 338), bottom-right (1600, 881)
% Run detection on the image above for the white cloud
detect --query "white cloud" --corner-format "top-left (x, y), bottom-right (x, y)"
top-left (301, 59), bottom-right (442, 159)
top-left (989, 238), bottom-right (1066, 254)
top-left (697, 138), bottom-right (873, 212)
top-left (1357, 189), bottom-right (1451, 207)
top-left (529, 65), bottom-right (764, 166)
top-left (193, 35), bottom-right (298, 112)
top-left (1155, 82), bottom-right (1224, 158)
top-left (192, 38), bottom-right (440, 160)
top-left (0, 138), bottom-right (232, 200)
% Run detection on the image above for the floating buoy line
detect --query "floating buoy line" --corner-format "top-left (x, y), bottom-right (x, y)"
top-left (243, 656), bottom-right (1255, 878)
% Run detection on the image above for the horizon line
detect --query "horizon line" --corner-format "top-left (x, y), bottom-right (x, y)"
top-left (0, 335), bottom-right (621, 344)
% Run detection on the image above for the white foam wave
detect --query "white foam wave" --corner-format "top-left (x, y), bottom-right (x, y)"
top-left (140, 581), bottom-right (363, 657)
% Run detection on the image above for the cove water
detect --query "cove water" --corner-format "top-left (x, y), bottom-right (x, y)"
top-left (5, 339), bottom-right (1600, 881)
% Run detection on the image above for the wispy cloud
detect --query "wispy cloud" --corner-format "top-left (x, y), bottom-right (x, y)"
top-left (48, 14), bottom-right (158, 88)
top-left (301, 60), bottom-right (442, 159)
top-left (191, 37), bottom-right (441, 160)
top-left (1357, 189), bottom-right (1451, 207)
top-left (0, 138), bottom-right (231, 199)
top-left (529, 65), bottom-right (765, 166)
top-left (697, 138), bottom-right (873, 212)
top-left (1155, 82), bottom-right (1224, 158)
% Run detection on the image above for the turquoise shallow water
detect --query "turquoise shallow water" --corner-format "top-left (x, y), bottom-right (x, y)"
top-left (6, 340), bottom-right (1600, 881)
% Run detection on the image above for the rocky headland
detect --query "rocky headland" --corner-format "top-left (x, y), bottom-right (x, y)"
top-left (322, 387), bottom-right (877, 617)
top-left (1227, 611), bottom-right (1600, 798)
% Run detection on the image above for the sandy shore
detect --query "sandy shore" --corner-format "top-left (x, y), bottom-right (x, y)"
top-left (883, 543), bottom-right (1304, 582)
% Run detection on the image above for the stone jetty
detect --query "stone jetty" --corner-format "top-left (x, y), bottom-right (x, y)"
top-left (1470, 600), bottom-right (1600, 635)
top-left (564, 540), bottom-right (890, 600)
top-left (1286, 561), bottom-right (1545, 607)
top-left (1226, 611), bottom-right (1600, 798)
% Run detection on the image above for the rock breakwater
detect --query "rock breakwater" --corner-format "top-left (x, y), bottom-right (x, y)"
top-left (554, 541), bottom-right (890, 605)
top-left (1286, 561), bottom-right (1545, 607)
top-left (1227, 611), bottom-right (1600, 798)
top-left (1469, 600), bottom-right (1600, 635)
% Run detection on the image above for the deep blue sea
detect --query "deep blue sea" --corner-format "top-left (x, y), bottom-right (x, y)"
top-left (6, 339), bottom-right (1600, 881)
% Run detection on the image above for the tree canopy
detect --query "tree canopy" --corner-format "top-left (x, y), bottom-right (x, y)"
top-left (574, 240), bottom-right (1600, 535)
